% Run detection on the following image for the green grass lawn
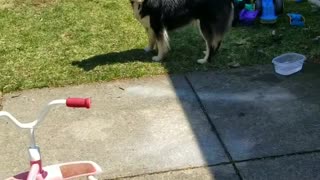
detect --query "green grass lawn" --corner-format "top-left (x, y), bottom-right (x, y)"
top-left (0, 0), bottom-right (319, 93)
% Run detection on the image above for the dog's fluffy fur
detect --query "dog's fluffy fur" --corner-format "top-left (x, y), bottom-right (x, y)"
top-left (130, 0), bottom-right (234, 64)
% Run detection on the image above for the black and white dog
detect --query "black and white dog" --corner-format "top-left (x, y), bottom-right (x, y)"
top-left (130, 0), bottom-right (234, 64)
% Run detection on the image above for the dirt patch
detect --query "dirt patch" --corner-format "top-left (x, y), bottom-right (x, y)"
top-left (0, 92), bottom-right (2, 111)
top-left (312, 58), bottom-right (320, 64)
top-left (309, 54), bottom-right (320, 64)
top-left (0, 0), bottom-right (14, 9)
top-left (21, 0), bottom-right (57, 7)
top-left (0, 0), bottom-right (57, 9)
top-left (313, 53), bottom-right (320, 63)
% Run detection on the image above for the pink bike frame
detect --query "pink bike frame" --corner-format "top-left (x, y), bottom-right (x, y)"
top-left (27, 163), bottom-right (40, 180)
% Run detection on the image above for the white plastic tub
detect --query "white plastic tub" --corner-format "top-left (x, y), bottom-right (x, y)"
top-left (272, 53), bottom-right (306, 76)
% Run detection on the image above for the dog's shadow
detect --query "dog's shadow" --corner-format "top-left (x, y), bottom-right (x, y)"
top-left (72, 49), bottom-right (153, 71)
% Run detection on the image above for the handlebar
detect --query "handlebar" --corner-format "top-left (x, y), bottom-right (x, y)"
top-left (0, 98), bottom-right (91, 129)
top-left (66, 98), bottom-right (91, 109)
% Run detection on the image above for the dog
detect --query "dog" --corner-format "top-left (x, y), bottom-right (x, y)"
top-left (130, 0), bottom-right (234, 64)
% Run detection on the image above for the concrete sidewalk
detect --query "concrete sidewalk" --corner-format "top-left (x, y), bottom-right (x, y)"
top-left (0, 63), bottom-right (319, 180)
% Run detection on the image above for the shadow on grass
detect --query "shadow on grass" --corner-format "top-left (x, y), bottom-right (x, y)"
top-left (72, 49), bottom-right (152, 71)
top-left (71, 25), bottom-right (211, 73)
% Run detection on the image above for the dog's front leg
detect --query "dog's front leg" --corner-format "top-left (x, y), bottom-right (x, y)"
top-left (144, 28), bottom-right (157, 52)
top-left (152, 30), bottom-right (169, 61)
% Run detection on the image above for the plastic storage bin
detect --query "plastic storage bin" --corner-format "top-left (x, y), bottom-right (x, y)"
top-left (272, 53), bottom-right (306, 75)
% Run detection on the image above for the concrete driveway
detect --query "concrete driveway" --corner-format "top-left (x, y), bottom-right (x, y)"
top-left (1, 63), bottom-right (319, 179)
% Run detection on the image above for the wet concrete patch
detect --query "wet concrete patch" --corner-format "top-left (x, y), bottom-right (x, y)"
top-left (187, 63), bottom-right (320, 160)
top-left (121, 164), bottom-right (240, 180)
top-left (0, 91), bottom-right (2, 110)
top-left (236, 152), bottom-right (320, 180)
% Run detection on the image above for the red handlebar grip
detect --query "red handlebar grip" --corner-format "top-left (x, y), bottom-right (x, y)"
top-left (66, 98), bottom-right (91, 109)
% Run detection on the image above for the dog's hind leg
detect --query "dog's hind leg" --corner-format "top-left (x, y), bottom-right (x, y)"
top-left (152, 29), bottom-right (169, 62)
top-left (211, 34), bottom-right (223, 55)
top-left (208, 17), bottom-right (234, 61)
top-left (144, 27), bottom-right (157, 52)
top-left (198, 2), bottom-right (234, 64)
top-left (197, 20), bottom-right (214, 64)
top-left (136, 14), bottom-right (157, 53)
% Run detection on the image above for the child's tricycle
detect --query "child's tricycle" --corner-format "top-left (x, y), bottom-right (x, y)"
top-left (1, 98), bottom-right (102, 180)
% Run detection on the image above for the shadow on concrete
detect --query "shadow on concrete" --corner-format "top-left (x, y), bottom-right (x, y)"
top-left (71, 45), bottom-right (320, 179)
top-left (184, 63), bottom-right (320, 179)
top-left (71, 48), bottom-right (242, 179)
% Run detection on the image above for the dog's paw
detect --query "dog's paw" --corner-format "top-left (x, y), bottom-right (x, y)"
top-left (152, 56), bottom-right (162, 61)
top-left (197, 59), bottom-right (208, 64)
top-left (144, 47), bottom-right (153, 53)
